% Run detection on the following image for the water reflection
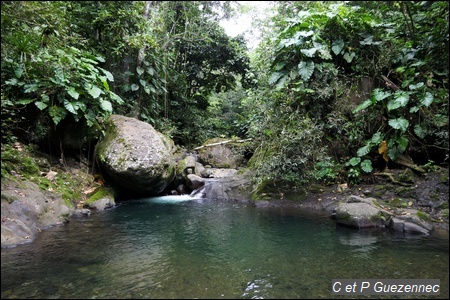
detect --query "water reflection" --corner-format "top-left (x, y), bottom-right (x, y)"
top-left (337, 228), bottom-right (381, 258)
top-left (2, 199), bottom-right (448, 299)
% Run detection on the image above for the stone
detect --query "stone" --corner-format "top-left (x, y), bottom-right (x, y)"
top-left (187, 174), bottom-right (205, 190)
top-left (197, 138), bottom-right (246, 168)
top-left (335, 202), bottom-right (384, 228)
top-left (96, 115), bottom-right (176, 195)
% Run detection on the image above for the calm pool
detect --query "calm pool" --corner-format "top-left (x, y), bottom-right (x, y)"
top-left (1, 196), bottom-right (449, 299)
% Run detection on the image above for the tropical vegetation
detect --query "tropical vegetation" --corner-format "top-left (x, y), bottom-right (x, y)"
top-left (2, 1), bottom-right (448, 192)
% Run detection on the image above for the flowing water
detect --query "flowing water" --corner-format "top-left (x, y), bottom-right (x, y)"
top-left (1, 195), bottom-right (449, 299)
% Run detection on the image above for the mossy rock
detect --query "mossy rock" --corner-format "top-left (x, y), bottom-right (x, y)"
top-left (398, 168), bottom-right (415, 183)
top-left (373, 185), bottom-right (390, 198)
top-left (197, 137), bottom-right (249, 169)
top-left (250, 179), bottom-right (303, 201)
top-left (416, 210), bottom-right (432, 222)
top-left (395, 186), bottom-right (416, 198)
top-left (251, 179), bottom-right (279, 201)
top-left (87, 186), bottom-right (115, 205)
top-left (389, 198), bottom-right (408, 208)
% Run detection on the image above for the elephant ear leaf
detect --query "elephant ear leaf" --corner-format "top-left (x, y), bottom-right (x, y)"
top-left (361, 159), bottom-right (373, 173)
top-left (332, 39), bottom-right (344, 55)
top-left (87, 85), bottom-right (102, 98)
top-left (100, 99), bottom-right (113, 112)
top-left (357, 144), bottom-right (371, 157)
top-left (298, 61), bottom-right (314, 81)
top-left (67, 87), bottom-right (80, 100)
top-left (388, 118), bottom-right (409, 132)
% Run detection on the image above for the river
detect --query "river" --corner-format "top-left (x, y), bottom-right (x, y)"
top-left (1, 195), bottom-right (449, 299)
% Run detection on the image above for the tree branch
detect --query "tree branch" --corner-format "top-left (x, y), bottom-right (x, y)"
top-left (193, 138), bottom-right (252, 150)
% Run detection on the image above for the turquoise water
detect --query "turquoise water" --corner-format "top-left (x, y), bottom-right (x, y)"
top-left (1, 196), bottom-right (449, 299)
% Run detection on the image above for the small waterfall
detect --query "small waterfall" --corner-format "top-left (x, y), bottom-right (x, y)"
top-left (189, 179), bottom-right (218, 199)
top-left (189, 185), bottom-right (205, 198)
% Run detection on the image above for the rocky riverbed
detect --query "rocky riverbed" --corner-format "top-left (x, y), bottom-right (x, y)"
top-left (1, 142), bottom-right (448, 248)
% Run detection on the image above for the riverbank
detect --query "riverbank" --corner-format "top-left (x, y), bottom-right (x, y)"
top-left (1, 141), bottom-right (449, 248)
top-left (250, 166), bottom-right (449, 232)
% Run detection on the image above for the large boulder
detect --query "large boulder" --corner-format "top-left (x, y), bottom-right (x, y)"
top-left (196, 138), bottom-right (249, 169)
top-left (1, 180), bottom-right (70, 248)
top-left (334, 195), bottom-right (391, 229)
top-left (96, 115), bottom-right (176, 195)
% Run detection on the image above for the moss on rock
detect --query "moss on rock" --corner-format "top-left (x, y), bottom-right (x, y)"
top-left (87, 186), bottom-right (115, 205)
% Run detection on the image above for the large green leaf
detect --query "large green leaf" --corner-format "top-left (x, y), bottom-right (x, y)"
top-left (408, 82), bottom-right (424, 90)
top-left (24, 83), bottom-right (39, 93)
top-left (67, 87), bottom-right (80, 100)
top-left (396, 136), bottom-right (408, 152)
top-left (352, 99), bottom-right (372, 113)
top-left (35, 101), bottom-right (48, 110)
top-left (147, 67), bottom-right (155, 76)
top-left (357, 144), bottom-right (371, 157)
top-left (84, 110), bottom-right (97, 127)
top-left (99, 67), bottom-right (114, 82)
top-left (413, 124), bottom-right (425, 139)
top-left (347, 157), bottom-right (361, 166)
top-left (275, 74), bottom-right (288, 90)
top-left (409, 106), bottom-right (419, 113)
top-left (274, 62), bottom-right (286, 71)
top-left (269, 72), bottom-right (283, 85)
top-left (343, 52), bottom-right (355, 63)
top-left (388, 147), bottom-right (401, 161)
top-left (298, 61), bottom-right (315, 81)
top-left (300, 47), bottom-right (318, 57)
top-left (421, 92), bottom-right (434, 107)
top-left (298, 30), bottom-right (314, 37)
top-left (332, 39), bottom-right (344, 55)
top-left (361, 159), bottom-right (373, 173)
top-left (63, 99), bottom-right (78, 114)
top-left (86, 85), bottom-right (102, 98)
top-left (373, 88), bottom-right (391, 102)
top-left (388, 117), bottom-right (409, 132)
top-left (370, 132), bottom-right (383, 144)
top-left (136, 67), bottom-right (145, 76)
top-left (15, 98), bottom-right (34, 105)
top-left (109, 91), bottom-right (124, 105)
top-left (100, 99), bottom-right (113, 112)
top-left (387, 91), bottom-right (409, 111)
top-left (318, 48), bottom-right (332, 60)
top-left (101, 77), bottom-right (110, 91)
top-left (15, 66), bottom-right (24, 78)
top-left (49, 105), bottom-right (67, 125)
top-left (5, 78), bottom-right (19, 86)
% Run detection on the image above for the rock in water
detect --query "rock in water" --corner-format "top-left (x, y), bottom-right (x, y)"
top-left (96, 115), bottom-right (176, 195)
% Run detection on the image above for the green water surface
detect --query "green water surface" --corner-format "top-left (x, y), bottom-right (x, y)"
top-left (1, 196), bottom-right (449, 299)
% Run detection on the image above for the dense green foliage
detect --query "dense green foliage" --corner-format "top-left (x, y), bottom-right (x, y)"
top-left (1, 1), bottom-right (249, 148)
top-left (245, 1), bottom-right (448, 188)
top-left (2, 1), bottom-right (448, 190)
